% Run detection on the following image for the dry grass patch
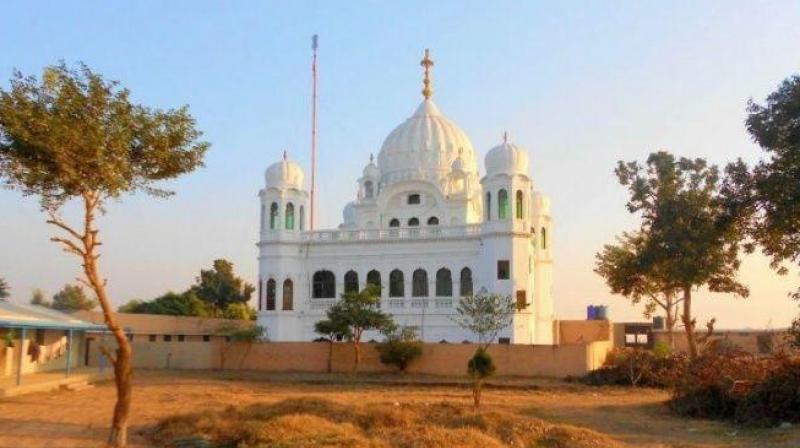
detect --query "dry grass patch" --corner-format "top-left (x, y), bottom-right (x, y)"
top-left (149, 397), bottom-right (625, 448)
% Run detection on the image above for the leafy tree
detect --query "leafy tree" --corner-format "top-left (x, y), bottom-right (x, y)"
top-left (595, 231), bottom-right (682, 345)
top-left (215, 323), bottom-right (265, 369)
top-left (117, 299), bottom-right (144, 313)
top-left (118, 291), bottom-right (210, 317)
top-left (0, 278), bottom-right (9, 299)
top-left (190, 259), bottom-right (254, 316)
top-left (51, 284), bottom-right (97, 311)
top-left (453, 291), bottom-right (515, 408)
top-left (221, 302), bottom-right (256, 320)
top-left (376, 326), bottom-right (423, 372)
top-left (30, 288), bottom-right (50, 307)
top-left (314, 317), bottom-right (352, 373)
top-left (744, 75), bottom-right (800, 299)
top-left (452, 291), bottom-right (516, 348)
top-left (319, 284), bottom-right (395, 372)
top-left (467, 347), bottom-right (496, 408)
top-left (0, 62), bottom-right (207, 446)
top-left (612, 152), bottom-right (750, 359)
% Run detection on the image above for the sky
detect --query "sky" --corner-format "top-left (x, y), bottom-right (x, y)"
top-left (1, 1), bottom-right (799, 328)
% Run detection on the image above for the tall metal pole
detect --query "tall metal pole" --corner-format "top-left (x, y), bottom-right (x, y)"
top-left (310, 34), bottom-right (319, 231)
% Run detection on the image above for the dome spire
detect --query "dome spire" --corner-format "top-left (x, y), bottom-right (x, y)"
top-left (420, 48), bottom-right (434, 100)
top-left (503, 131), bottom-right (508, 144)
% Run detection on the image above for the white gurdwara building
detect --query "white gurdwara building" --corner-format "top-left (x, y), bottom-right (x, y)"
top-left (257, 51), bottom-right (555, 344)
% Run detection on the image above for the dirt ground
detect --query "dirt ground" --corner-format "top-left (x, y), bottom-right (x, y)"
top-left (0, 370), bottom-right (798, 448)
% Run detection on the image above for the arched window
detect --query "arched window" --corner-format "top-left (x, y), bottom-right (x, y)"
top-left (435, 268), bottom-right (452, 297)
top-left (266, 279), bottom-right (276, 310)
top-left (498, 189), bottom-right (509, 220)
top-left (312, 270), bottom-right (336, 298)
top-left (367, 270), bottom-right (381, 290)
top-left (364, 181), bottom-right (374, 199)
top-left (541, 227), bottom-right (548, 250)
top-left (412, 269), bottom-right (428, 297)
top-left (282, 279), bottom-right (293, 310)
top-left (485, 192), bottom-right (492, 221)
top-left (516, 190), bottom-right (524, 219)
top-left (460, 268), bottom-right (473, 296)
top-left (299, 205), bottom-right (305, 230)
top-left (427, 216), bottom-right (439, 226)
top-left (389, 269), bottom-right (404, 297)
top-left (270, 202), bottom-right (279, 229)
top-left (389, 218), bottom-right (400, 228)
top-left (408, 217), bottom-right (419, 227)
top-left (344, 270), bottom-right (359, 294)
top-left (285, 202), bottom-right (295, 230)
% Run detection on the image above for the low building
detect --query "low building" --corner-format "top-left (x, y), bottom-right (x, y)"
top-left (73, 310), bottom-right (255, 343)
top-left (0, 301), bottom-right (106, 395)
top-left (73, 311), bottom-right (256, 370)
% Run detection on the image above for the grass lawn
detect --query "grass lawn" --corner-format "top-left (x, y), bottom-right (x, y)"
top-left (0, 369), bottom-right (797, 447)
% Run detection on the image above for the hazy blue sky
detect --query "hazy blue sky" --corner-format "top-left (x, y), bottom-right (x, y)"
top-left (2, 1), bottom-right (799, 328)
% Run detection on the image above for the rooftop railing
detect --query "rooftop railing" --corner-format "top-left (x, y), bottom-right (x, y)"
top-left (260, 221), bottom-right (528, 244)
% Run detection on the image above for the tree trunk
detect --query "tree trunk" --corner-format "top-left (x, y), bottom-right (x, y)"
top-left (78, 193), bottom-right (133, 448)
top-left (665, 297), bottom-right (676, 348)
top-left (473, 378), bottom-right (482, 408)
top-left (681, 286), bottom-right (698, 360)
top-left (352, 338), bottom-right (361, 373)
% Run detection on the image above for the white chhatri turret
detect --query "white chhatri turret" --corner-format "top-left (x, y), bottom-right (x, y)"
top-left (260, 151), bottom-right (308, 234)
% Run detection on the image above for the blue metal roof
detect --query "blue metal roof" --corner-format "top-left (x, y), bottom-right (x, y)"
top-left (0, 301), bottom-right (106, 331)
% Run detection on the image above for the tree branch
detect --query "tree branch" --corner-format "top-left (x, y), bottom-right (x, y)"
top-left (46, 213), bottom-right (84, 241)
top-left (50, 237), bottom-right (86, 257)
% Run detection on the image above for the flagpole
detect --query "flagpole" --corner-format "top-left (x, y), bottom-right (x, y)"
top-left (310, 34), bottom-right (318, 231)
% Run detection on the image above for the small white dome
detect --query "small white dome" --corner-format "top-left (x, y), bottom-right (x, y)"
top-left (451, 151), bottom-right (466, 174)
top-left (363, 161), bottom-right (379, 179)
top-left (342, 201), bottom-right (357, 225)
top-left (265, 156), bottom-right (304, 190)
top-left (377, 99), bottom-right (477, 184)
top-left (484, 140), bottom-right (529, 177)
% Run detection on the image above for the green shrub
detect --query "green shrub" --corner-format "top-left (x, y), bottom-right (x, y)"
top-left (467, 347), bottom-right (496, 408)
top-left (652, 340), bottom-right (672, 358)
top-left (467, 348), bottom-right (496, 379)
top-left (376, 327), bottom-right (423, 372)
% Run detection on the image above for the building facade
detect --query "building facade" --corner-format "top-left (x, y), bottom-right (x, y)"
top-left (257, 51), bottom-right (554, 344)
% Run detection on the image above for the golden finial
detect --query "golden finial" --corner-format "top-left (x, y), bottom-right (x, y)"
top-left (420, 48), bottom-right (434, 100)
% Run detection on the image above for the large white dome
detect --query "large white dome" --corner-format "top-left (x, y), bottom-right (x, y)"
top-left (377, 99), bottom-right (477, 185)
top-left (484, 140), bottom-right (529, 177)
top-left (265, 157), bottom-right (304, 190)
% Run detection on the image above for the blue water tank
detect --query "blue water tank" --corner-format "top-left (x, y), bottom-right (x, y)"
top-left (586, 305), bottom-right (597, 320)
top-left (596, 305), bottom-right (608, 320)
